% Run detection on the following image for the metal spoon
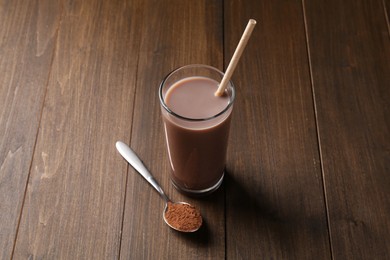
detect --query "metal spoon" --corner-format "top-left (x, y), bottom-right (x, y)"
top-left (115, 141), bottom-right (202, 232)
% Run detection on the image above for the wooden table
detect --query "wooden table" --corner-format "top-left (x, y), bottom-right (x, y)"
top-left (1, 0), bottom-right (389, 259)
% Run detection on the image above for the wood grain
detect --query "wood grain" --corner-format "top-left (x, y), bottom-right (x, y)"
top-left (0, 0), bottom-right (60, 258)
top-left (385, 0), bottom-right (390, 34)
top-left (1, 0), bottom-right (388, 258)
top-left (119, 0), bottom-right (225, 259)
top-left (12, 0), bottom-right (140, 258)
top-left (224, 0), bottom-right (331, 258)
top-left (304, 0), bottom-right (390, 258)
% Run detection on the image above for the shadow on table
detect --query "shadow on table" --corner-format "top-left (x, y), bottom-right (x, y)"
top-left (170, 170), bottom-right (287, 245)
top-left (226, 169), bottom-right (332, 255)
top-left (170, 170), bottom-right (312, 251)
top-left (224, 170), bottom-right (300, 247)
top-left (170, 215), bottom-right (211, 246)
top-left (224, 171), bottom-right (284, 223)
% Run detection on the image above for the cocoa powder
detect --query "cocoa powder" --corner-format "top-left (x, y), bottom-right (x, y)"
top-left (164, 202), bottom-right (202, 232)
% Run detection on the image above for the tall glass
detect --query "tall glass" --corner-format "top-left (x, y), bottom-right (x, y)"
top-left (159, 64), bottom-right (235, 196)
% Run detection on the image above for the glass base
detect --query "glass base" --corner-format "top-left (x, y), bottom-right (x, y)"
top-left (170, 172), bottom-right (224, 197)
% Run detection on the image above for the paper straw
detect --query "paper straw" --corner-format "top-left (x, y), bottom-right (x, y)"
top-left (215, 19), bottom-right (257, 96)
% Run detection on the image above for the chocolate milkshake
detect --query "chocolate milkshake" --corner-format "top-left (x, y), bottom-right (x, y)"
top-left (159, 65), bottom-right (235, 195)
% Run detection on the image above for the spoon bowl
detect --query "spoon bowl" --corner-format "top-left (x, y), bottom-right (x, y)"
top-left (163, 201), bottom-right (202, 232)
top-left (115, 141), bottom-right (202, 232)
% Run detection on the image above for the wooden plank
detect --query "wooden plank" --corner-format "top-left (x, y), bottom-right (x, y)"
top-left (119, 0), bottom-right (225, 259)
top-left (224, 1), bottom-right (331, 259)
top-left (385, 0), bottom-right (390, 32)
top-left (12, 0), bottom-right (140, 258)
top-left (304, 0), bottom-right (390, 258)
top-left (0, 0), bottom-right (60, 258)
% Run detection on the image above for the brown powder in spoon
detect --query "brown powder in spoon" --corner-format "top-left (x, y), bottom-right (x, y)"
top-left (164, 202), bottom-right (202, 232)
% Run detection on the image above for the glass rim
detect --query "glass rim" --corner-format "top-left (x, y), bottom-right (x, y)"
top-left (159, 64), bottom-right (235, 122)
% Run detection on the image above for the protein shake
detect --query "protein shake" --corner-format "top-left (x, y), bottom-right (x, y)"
top-left (159, 65), bottom-right (235, 195)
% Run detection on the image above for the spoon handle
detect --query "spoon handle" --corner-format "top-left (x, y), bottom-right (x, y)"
top-left (116, 141), bottom-right (170, 202)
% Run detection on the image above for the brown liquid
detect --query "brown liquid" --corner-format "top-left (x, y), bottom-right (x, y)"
top-left (162, 77), bottom-right (232, 192)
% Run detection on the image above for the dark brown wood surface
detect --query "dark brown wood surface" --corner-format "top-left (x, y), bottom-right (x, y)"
top-left (0, 0), bottom-right (388, 259)
top-left (0, 0), bottom-right (60, 258)
top-left (224, 0), bottom-right (330, 258)
top-left (119, 1), bottom-right (225, 259)
top-left (305, 0), bottom-right (390, 258)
